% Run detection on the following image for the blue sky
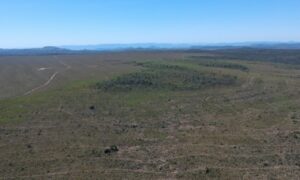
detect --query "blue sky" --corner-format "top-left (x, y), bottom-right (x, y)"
top-left (1, 0), bottom-right (300, 48)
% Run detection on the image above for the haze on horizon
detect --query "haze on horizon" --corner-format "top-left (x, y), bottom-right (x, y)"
top-left (1, 0), bottom-right (300, 48)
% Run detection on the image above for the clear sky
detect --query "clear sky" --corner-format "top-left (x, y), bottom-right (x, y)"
top-left (1, 0), bottom-right (300, 48)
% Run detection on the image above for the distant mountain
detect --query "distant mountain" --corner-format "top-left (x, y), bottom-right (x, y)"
top-left (0, 46), bottom-right (80, 56)
top-left (61, 43), bottom-right (193, 51)
top-left (62, 42), bottom-right (300, 51)
top-left (1, 43), bottom-right (300, 56)
top-left (248, 43), bottom-right (300, 49)
top-left (190, 43), bottom-right (300, 50)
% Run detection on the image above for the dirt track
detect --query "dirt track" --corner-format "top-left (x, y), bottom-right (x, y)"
top-left (24, 72), bottom-right (59, 96)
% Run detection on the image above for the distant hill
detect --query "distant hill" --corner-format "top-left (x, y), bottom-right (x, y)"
top-left (0, 46), bottom-right (80, 56)
top-left (190, 43), bottom-right (300, 50)
top-left (62, 42), bottom-right (300, 51)
top-left (1, 43), bottom-right (300, 56)
top-left (61, 43), bottom-right (192, 51)
top-left (244, 42), bottom-right (300, 49)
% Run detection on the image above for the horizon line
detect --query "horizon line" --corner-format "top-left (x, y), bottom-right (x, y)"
top-left (1, 41), bottom-right (300, 49)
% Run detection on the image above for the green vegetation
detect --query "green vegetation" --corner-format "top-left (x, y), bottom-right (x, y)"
top-left (0, 51), bottom-right (300, 179)
top-left (188, 56), bottom-right (249, 71)
top-left (208, 49), bottom-right (300, 65)
top-left (97, 61), bottom-right (237, 91)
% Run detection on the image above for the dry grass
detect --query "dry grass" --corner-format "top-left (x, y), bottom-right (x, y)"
top-left (0, 51), bottom-right (300, 179)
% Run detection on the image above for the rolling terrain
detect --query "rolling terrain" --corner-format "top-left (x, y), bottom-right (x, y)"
top-left (0, 51), bottom-right (300, 179)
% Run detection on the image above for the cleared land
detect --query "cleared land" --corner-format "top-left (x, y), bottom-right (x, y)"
top-left (0, 51), bottom-right (300, 179)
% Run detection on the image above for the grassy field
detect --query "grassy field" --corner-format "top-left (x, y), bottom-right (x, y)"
top-left (0, 51), bottom-right (300, 179)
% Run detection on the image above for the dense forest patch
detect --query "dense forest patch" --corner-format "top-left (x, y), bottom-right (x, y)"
top-left (188, 56), bottom-right (249, 71)
top-left (96, 61), bottom-right (238, 91)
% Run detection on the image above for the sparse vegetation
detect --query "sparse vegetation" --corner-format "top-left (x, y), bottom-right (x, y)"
top-left (0, 51), bottom-right (300, 179)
